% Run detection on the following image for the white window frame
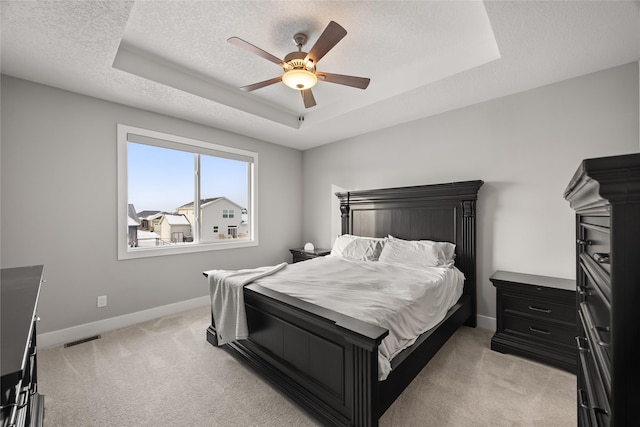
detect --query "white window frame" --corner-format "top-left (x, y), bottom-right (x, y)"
top-left (117, 124), bottom-right (258, 260)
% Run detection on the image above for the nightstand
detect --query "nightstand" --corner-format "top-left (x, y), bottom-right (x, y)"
top-left (490, 270), bottom-right (577, 373)
top-left (289, 247), bottom-right (330, 263)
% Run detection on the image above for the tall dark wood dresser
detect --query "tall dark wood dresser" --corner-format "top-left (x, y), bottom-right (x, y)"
top-left (564, 153), bottom-right (640, 426)
top-left (1, 265), bottom-right (45, 427)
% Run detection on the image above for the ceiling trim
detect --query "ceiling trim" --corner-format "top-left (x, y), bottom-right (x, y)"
top-left (112, 40), bottom-right (301, 129)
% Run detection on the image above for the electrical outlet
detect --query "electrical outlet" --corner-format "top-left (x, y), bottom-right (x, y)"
top-left (97, 295), bottom-right (107, 308)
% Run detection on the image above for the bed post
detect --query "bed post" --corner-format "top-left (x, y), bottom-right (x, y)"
top-left (461, 199), bottom-right (478, 328)
top-left (351, 342), bottom-right (380, 427)
top-left (340, 192), bottom-right (351, 234)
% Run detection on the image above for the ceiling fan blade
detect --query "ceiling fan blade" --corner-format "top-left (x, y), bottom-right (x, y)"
top-left (240, 76), bottom-right (282, 92)
top-left (228, 37), bottom-right (284, 66)
top-left (316, 72), bottom-right (370, 89)
top-left (304, 21), bottom-right (347, 65)
top-left (301, 89), bottom-right (316, 108)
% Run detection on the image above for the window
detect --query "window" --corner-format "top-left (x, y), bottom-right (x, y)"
top-left (117, 124), bottom-right (258, 259)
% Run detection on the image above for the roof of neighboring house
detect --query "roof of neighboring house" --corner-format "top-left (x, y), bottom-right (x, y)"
top-left (147, 212), bottom-right (165, 221)
top-left (162, 214), bottom-right (191, 226)
top-left (137, 210), bottom-right (162, 219)
top-left (202, 197), bottom-right (244, 210)
top-left (177, 197), bottom-right (221, 209)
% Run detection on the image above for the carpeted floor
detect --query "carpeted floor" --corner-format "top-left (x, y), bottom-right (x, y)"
top-left (38, 305), bottom-right (576, 426)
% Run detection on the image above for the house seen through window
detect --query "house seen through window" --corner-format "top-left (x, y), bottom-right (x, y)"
top-left (117, 124), bottom-right (258, 259)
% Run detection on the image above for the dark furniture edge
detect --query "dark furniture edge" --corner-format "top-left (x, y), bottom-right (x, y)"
top-left (335, 180), bottom-right (483, 204)
top-left (563, 152), bottom-right (640, 211)
top-left (490, 270), bottom-right (575, 291)
top-left (1, 265), bottom-right (44, 379)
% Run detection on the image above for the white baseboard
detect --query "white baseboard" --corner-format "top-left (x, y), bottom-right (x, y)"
top-left (477, 314), bottom-right (496, 331)
top-left (38, 296), bottom-right (496, 349)
top-left (38, 295), bottom-right (210, 349)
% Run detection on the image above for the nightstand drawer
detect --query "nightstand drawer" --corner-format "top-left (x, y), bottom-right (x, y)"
top-left (503, 314), bottom-right (575, 347)
top-left (502, 293), bottom-right (575, 325)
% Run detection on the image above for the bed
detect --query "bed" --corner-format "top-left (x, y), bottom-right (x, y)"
top-left (205, 180), bottom-right (483, 427)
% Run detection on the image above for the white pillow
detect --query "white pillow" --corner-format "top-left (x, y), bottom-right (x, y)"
top-left (379, 238), bottom-right (449, 268)
top-left (388, 235), bottom-right (456, 266)
top-left (330, 234), bottom-right (386, 261)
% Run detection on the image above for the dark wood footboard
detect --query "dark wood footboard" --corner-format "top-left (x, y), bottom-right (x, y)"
top-left (208, 283), bottom-right (388, 426)
top-left (207, 286), bottom-right (472, 426)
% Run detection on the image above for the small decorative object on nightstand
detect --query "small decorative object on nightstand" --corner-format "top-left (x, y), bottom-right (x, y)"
top-left (289, 247), bottom-right (330, 263)
top-left (490, 270), bottom-right (576, 373)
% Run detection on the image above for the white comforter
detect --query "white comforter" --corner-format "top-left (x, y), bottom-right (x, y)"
top-left (254, 256), bottom-right (464, 380)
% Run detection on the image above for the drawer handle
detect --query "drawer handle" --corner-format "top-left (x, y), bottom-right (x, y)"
top-left (593, 253), bottom-right (610, 264)
top-left (592, 325), bottom-right (610, 348)
top-left (577, 286), bottom-right (590, 296)
top-left (578, 388), bottom-right (589, 409)
top-left (528, 305), bottom-right (551, 314)
top-left (529, 326), bottom-right (550, 335)
top-left (0, 402), bottom-right (18, 410)
top-left (17, 386), bottom-right (30, 409)
top-left (576, 239), bottom-right (592, 246)
top-left (575, 336), bottom-right (589, 352)
top-left (578, 389), bottom-right (609, 416)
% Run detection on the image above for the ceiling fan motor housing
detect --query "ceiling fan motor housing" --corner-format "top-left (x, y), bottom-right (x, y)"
top-left (283, 51), bottom-right (315, 73)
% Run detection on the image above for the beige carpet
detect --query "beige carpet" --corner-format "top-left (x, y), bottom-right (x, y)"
top-left (38, 305), bottom-right (576, 426)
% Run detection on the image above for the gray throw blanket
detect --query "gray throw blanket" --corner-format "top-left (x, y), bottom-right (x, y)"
top-left (205, 263), bottom-right (287, 345)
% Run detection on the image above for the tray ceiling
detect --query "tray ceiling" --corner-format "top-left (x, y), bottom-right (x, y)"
top-left (1, 1), bottom-right (639, 150)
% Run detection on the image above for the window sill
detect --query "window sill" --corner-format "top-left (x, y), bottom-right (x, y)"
top-left (118, 239), bottom-right (258, 260)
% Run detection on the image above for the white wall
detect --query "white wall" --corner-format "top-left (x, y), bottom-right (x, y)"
top-left (1, 76), bottom-right (303, 337)
top-left (302, 63), bottom-right (640, 327)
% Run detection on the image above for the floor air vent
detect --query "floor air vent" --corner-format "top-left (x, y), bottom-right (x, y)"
top-left (64, 335), bottom-right (101, 348)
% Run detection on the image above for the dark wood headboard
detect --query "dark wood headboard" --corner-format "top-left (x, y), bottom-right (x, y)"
top-left (336, 180), bottom-right (483, 326)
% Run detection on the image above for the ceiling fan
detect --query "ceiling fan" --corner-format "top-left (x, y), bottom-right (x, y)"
top-left (228, 21), bottom-right (370, 109)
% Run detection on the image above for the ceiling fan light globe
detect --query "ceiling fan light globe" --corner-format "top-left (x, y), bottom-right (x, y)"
top-left (282, 69), bottom-right (317, 90)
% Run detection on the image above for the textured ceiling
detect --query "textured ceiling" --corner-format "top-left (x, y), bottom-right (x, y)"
top-left (2, 1), bottom-right (639, 150)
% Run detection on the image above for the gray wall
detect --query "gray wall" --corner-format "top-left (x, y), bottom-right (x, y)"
top-left (1, 75), bottom-right (303, 334)
top-left (301, 62), bottom-right (640, 326)
top-left (2, 62), bottom-right (638, 336)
